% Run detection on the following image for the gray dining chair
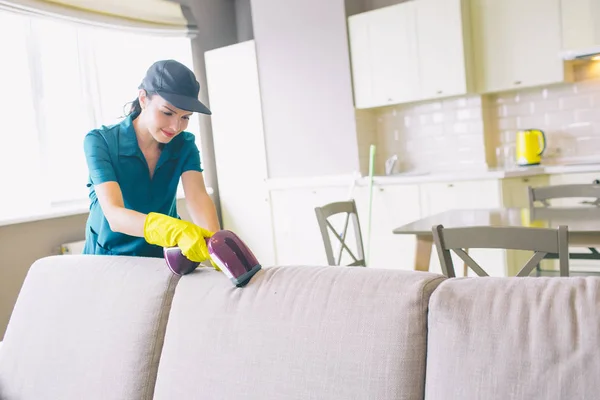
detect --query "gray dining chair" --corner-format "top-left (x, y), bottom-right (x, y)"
top-left (314, 199), bottom-right (366, 267)
top-left (528, 184), bottom-right (600, 208)
top-left (432, 224), bottom-right (569, 278)
top-left (529, 184), bottom-right (600, 273)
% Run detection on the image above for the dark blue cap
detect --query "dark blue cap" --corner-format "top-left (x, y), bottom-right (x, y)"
top-left (139, 59), bottom-right (211, 115)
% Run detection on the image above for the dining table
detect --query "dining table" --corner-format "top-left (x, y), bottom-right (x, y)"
top-left (393, 207), bottom-right (600, 273)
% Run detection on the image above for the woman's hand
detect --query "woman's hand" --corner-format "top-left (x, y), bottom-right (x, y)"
top-left (144, 213), bottom-right (213, 263)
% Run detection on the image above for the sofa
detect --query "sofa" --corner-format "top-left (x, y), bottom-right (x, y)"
top-left (0, 255), bottom-right (599, 399)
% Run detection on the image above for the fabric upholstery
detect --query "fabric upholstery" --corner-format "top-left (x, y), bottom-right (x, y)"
top-left (0, 255), bottom-right (179, 400)
top-left (153, 266), bottom-right (445, 400)
top-left (425, 277), bottom-right (600, 400)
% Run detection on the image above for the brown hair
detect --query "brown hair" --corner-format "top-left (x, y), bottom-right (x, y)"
top-left (124, 89), bottom-right (157, 117)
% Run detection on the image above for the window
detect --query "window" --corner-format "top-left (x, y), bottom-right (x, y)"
top-left (0, 9), bottom-right (198, 221)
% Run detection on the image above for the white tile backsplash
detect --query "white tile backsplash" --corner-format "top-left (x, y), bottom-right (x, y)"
top-left (355, 62), bottom-right (600, 175)
top-left (491, 62), bottom-right (600, 165)
top-left (355, 94), bottom-right (487, 175)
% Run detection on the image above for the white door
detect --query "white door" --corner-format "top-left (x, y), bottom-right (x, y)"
top-left (416, 0), bottom-right (470, 99)
top-left (368, 3), bottom-right (420, 106)
top-left (205, 40), bottom-right (276, 266)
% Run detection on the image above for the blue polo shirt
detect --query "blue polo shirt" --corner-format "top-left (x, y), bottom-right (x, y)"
top-left (82, 112), bottom-right (203, 258)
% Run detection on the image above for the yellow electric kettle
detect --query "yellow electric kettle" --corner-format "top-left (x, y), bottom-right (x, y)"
top-left (516, 129), bottom-right (546, 166)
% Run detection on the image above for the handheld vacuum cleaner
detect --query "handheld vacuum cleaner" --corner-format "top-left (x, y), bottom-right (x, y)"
top-left (163, 230), bottom-right (262, 287)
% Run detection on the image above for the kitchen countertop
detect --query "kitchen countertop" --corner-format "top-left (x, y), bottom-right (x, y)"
top-left (264, 163), bottom-right (600, 190)
top-left (362, 163), bottom-right (600, 186)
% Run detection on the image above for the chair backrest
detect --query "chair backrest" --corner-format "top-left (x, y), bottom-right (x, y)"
top-left (432, 225), bottom-right (569, 277)
top-left (528, 184), bottom-right (600, 208)
top-left (314, 199), bottom-right (366, 267)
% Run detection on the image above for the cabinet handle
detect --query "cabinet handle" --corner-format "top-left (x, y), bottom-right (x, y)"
top-left (388, 98), bottom-right (393, 102)
top-left (514, 81), bottom-right (522, 85)
top-left (437, 90), bottom-right (443, 95)
top-left (448, 184), bottom-right (454, 188)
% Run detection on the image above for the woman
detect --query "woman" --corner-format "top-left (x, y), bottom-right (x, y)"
top-left (82, 59), bottom-right (220, 264)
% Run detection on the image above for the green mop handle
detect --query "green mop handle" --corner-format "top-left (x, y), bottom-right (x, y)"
top-left (366, 144), bottom-right (376, 266)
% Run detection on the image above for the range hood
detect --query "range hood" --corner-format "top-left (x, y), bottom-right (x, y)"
top-left (560, 45), bottom-right (600, 61)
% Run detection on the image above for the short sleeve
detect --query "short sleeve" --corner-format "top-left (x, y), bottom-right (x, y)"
top-left (83, 130), bottom-right (117, 185)
top-left (181, 134), bottom-right (204, 173)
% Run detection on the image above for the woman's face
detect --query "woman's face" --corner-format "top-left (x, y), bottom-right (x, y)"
top-left (139, 91), bottom-right (193, 144)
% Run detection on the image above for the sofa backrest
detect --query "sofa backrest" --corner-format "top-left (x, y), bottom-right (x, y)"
top-left (0, 255), bottom-right (179, 400)
top-left (425, 277), bottom-right (600, 399)
top-left (153, 265), bottom-right (445, 400)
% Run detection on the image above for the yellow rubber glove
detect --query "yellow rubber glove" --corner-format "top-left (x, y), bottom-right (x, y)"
top-left (144, 212), bottom-right (214, 264)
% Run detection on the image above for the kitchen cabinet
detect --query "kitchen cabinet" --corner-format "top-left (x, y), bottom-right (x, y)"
top-left (500, 176), bottom-right (551, 208)
top-left (353, 183), bottom-right (421, 271)
top-left (419, 179), bottom-right (506, 276)
top-left (470, 0), bottom-right (572, 93)
top-left (416, 0), bottom-right (473, 99)
top-left (419, 179), bottom-right (501, 217)
top-left (348, 2), bottom-right (420, 108)
top-left (269, 185), bottom-right (352, 266)
top-left (205, 40), bottom-right (276, 266)
top-left (347, 0), bottom-right (472, 108)
top-left (560, 0), bottom-right (600, 53)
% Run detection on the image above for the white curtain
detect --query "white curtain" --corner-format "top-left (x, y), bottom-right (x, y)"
top-left (0, 0), bottom-right (197, 36)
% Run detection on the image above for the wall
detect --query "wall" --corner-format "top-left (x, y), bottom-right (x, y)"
top-left (250, 0), bottom-right (360, 178)
top-left (358, 62), bottom-right (600, 175)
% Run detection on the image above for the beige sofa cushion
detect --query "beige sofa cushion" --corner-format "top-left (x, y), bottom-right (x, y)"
top-left (154, 266), bottom-right (445, 400)
top-left (425, 277), bottom-right (600, 400)
top-left (0, 255), bottom-right (179, 400)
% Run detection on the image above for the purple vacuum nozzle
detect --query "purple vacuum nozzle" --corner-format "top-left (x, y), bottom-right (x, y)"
top-left (163, 230), bottom-right (262, 287)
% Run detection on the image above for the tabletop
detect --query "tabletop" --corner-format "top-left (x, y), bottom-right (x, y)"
top-left (393, 207), bottom-right (600, 236)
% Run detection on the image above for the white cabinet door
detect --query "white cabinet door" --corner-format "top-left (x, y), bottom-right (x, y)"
top-left (561, 0), bottom-right (600, 51)
top-left (420, 180), bottom-right (501, 217)
top-left (354, 184), bottom-right (421, 271)
top-left (205, 40), bottom-right (276, 267)
top-left (471, 0), bottom-right (569, 93)
top-left (420, 180), bottom-right (505, 276)
top-left (269, 186), bottom-right (352, 266)
top-left (416, 0), bottom-right (471, 98)
top-left (369, 2), bottom-right (420, 106)
top-left (347, 12), bottom-right (374, 109)
top-left (348, 3), bottom-right (420, 108)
